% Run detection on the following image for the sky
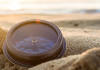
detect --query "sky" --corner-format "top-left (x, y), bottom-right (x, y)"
top-left (0, 0), bottom-right (100, 14)
top-left (0, 0), bottom-right (100, 10)
top-left (0, 0), bottom-right (100, 3)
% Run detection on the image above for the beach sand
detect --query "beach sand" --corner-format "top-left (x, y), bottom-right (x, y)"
top-left (0, 14), bottom-right (100, 70)
top-left (0, 14), bottom-right (100, 30)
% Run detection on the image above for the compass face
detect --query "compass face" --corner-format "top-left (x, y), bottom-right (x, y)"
top-left (11, 23), bottom-right (58, 54)
top-left (15, 37), bottom-right (55, 53)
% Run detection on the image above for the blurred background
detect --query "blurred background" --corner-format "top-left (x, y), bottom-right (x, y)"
top-left (0, 0), bottom-right (100, 30)
top-left (0, 0), bottom-right (100, 15)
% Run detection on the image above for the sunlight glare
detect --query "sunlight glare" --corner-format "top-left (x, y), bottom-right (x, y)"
top-left (8, 0), bottom-right (20, 10)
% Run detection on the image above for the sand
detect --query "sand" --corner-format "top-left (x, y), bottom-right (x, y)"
top-left (0, 14), bottom-right (100, 70)
top-left (0, 14), bottom-right (100, 30)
